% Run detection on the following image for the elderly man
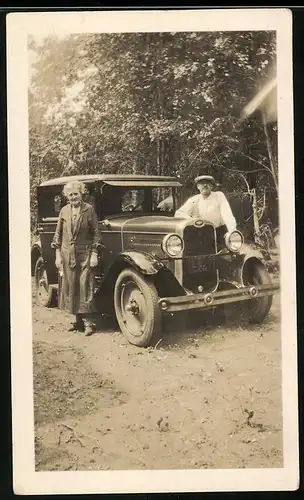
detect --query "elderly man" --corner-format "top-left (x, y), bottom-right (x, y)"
top-left (175, 175), bottom-right (237, 240)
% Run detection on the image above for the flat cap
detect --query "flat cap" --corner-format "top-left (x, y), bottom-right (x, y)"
top-left (194, 175), bottom-right (216, 185)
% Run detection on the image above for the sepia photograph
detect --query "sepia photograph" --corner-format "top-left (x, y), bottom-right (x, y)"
top-left (7, 8), bottom-right (298, 495)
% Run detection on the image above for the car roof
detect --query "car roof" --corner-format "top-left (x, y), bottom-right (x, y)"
top-left (39, 174), bottom-right (182, 188)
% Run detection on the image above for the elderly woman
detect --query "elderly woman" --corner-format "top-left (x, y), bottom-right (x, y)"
top-left (175, 175), bottom-right (237, 239)
top-left (51, 180), bottom-right (102, 336)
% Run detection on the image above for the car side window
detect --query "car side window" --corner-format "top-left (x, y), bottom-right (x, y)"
top-left (83, 185), bottom-right (95, 207)
top-left (54, 195), bottom-right (62, 214)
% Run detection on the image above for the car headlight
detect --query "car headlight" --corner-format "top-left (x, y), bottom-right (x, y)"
top-left (162, 234), bottom-right (184, 257)
top-left (224, 230), bottom-right (244, 253)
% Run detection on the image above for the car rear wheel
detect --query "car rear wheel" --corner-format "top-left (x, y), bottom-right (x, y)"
top-left (35, 256), bottom-right (56, 307)
top-left (242, 260), bottom-right (273, 324)
top-left (114, 268), bottom-right (161, 347)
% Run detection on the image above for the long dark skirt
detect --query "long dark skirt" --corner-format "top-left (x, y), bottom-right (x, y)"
top-left (59, 247), bottom-right (96, 315)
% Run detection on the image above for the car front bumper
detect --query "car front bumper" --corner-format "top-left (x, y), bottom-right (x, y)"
top-left (158, 283), bottom-right (280, 313)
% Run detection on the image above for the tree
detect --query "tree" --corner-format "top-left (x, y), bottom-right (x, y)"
top-left (29, 30), bottom-right (277, 234)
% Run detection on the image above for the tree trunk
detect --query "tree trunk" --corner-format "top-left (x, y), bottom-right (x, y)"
top-left (156, 138), bottom-right (161, 177)
top-left (252, 188), bottom-right (260, 236)
top-left (161, 138), bottom-right (165, 176)
top-left (132, 155), bottom-right (138, 205)
top-left (261, 109), bottom-right (278, 194)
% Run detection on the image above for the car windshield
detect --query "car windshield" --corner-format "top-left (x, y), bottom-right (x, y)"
top-left (96, 185), bottom-right (179, 219)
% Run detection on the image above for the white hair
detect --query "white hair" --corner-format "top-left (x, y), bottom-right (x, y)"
top-left (63, 180), bottom-right (87, 197)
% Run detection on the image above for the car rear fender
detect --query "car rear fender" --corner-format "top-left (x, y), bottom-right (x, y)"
top-left (31, 239), bottom-right (42, 276)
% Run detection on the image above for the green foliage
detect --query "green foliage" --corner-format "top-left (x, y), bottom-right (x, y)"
top-left (29, 31), bottom-right (277, 231)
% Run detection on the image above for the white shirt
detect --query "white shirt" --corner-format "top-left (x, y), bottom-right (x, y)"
top-left (175, 191), bottom-right (236, 232)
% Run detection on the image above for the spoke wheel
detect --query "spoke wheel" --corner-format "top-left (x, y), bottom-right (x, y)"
top-left (114, 268), bottom-right (161, 347)
top-left (34, 256), bottom-right (56, 307)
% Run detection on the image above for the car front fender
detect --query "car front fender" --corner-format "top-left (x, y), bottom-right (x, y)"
top-left (240, 243), bottom-right (265, 261)
top-left (94, 251), bottom-right (170, 307)
top-left (118, 251), bottom-right (165, 275)
top-left (217, 243), bottom-right (266, 285)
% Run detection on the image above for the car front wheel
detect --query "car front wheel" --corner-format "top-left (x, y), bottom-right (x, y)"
top-left (243, 260), bottom-right (273, 324)
top-left (34, 256), bottom-right (56, 307)
top-left (114, 268), bottom-right (161, 347)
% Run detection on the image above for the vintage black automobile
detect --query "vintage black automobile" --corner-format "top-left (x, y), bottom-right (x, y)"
top-left (31, 174), bottom-right (279, 347)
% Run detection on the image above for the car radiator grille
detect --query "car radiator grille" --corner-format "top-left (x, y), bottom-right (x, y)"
top-left (183, 224), bottom-right (216, 256)
top-left (182, 224), bottom-right (218, 293)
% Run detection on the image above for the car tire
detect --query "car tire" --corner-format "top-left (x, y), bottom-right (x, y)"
top-left (114, 268), bottom-right (161, 347)
top-left (243, 262), bottom-right (273, 324)
top-left (35, 256), bottom-right (57, 307)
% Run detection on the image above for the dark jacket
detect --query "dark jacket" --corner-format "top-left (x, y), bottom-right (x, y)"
top-left (52, 202), bottom-right (101, 267)
top-left (51, 202), bottom-right (102, 315)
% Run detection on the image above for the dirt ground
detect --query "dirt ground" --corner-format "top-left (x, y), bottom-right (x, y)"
top-left (32, 280), bottom-right (283, 471)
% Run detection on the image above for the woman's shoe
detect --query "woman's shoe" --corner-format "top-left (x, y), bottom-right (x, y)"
top-left (68, 321), bottom-right (85, 332)
top-left (84, 325), bottom-right (96, 336)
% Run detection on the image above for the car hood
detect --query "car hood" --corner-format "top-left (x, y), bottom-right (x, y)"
top-left (103, 214), bottom-right (185, 233)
